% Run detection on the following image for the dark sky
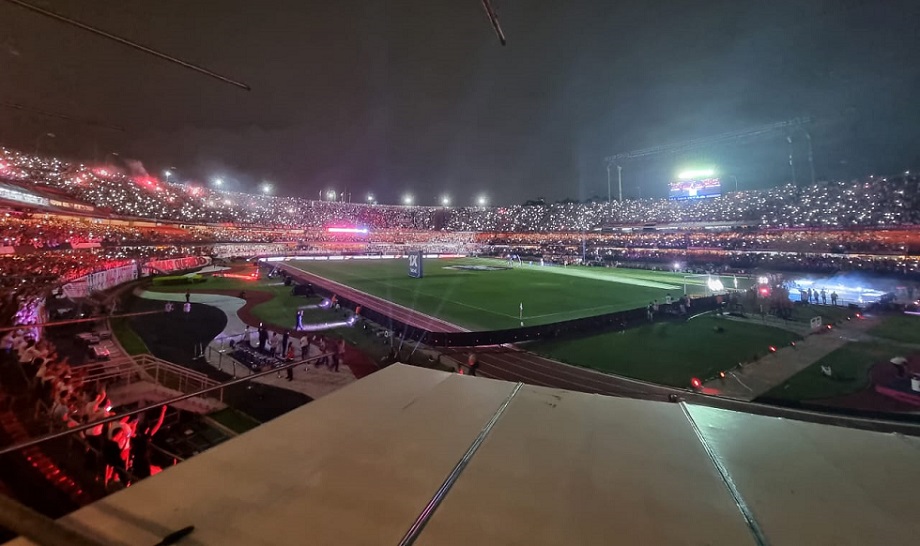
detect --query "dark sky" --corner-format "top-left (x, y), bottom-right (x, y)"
top-left (1, 0), bottom-right (918, 205)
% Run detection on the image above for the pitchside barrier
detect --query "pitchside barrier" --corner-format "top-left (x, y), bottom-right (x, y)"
top-left (279, 264), bottom-right (721, 347)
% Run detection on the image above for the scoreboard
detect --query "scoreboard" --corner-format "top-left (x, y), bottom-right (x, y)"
top-left (668, 177), bottom-right (722, 201)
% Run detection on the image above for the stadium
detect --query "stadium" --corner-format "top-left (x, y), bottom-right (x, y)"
top-left (1, 1), bottom-right (920, 545)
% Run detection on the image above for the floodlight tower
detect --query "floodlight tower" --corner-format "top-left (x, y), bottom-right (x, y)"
top-left (604, 118), bottom-right (812, 198)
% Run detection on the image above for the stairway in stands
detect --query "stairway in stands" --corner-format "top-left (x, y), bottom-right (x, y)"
top-left (0, 407), bottom-right (93, 505)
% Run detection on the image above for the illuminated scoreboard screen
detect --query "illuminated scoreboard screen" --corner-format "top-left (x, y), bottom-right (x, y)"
top-left (668, 177), bottom-right (722, 201)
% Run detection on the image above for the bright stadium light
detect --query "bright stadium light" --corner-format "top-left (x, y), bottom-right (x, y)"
top-left (403, 194), bottom-right (413, 205)
top-left (367, 194), bottom-right (374, 202)
top-left (327, 190), bottom-right (336, 200)
top-left (477, 195), bottom-right (487, 206)
top-left (164, 170), bottom-right (173, 181)
top-left (677, 168), bottom-right (716, 180)
top-left (441, 196), bottom-right (450, 206)
top-left (261, 182), bottom-right (272, 194)
top-left (213, 177), bottom-right (223, 187)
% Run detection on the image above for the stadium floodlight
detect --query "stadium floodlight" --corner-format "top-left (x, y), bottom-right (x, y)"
top-left (441, 196), bottom-right (450, 206)
top-left (213, 178), bottom-right (223, 187)
top-left (477, 195), bottom-right (487, 206)
top-left (367, 194), bottom-right (374, 202)
top-left (403, 194), bottom-right (413, 205)
top-left (164, 170), bottom-right (173, 181)
top-left (677, 168), bottom-right (715, 180)
top-left (261, 182), bottom-right (272, 194)
top-left (326, 190), bottom-right (336, 200)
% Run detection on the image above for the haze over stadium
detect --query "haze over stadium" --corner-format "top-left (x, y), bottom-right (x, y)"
top-left (1, 1), bottom-right (919, 545)
top-left (1, 0), bottom-right (919, 203)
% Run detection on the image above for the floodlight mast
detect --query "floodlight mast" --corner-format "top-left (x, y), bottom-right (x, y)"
top-left (604, 117), bottom-right (813, 197)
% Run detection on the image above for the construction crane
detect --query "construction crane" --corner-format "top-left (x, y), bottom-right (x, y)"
top-left (604, 117), bottom-right (814, 202)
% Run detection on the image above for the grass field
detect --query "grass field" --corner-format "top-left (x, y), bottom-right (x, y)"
top-left (144, 263), bottom-right (798, 387)
top-left (287, 258), bottom-right (749, 330)
top-left (111, 315), bottom-right (150, 355)
top-left (760, 341), bottom-right (899, 402)
top-left (869, 314), bottom-right (920, 344)
top-left (145, 273), bottom-right (447, 370)
top-left (786, 304), bottom-right (854, 325)
top-left (527, 315), bottom-right (801, 387)
top-left (146, 275), bottom-right (332, 325)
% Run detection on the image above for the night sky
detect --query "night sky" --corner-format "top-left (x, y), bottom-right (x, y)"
top-left (1, 0), bottom-right (918, 205)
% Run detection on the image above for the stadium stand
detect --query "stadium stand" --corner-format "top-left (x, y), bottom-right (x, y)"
top-left (2, 145), bottom-right (919, 293)
top-left (4, 146), bottom-right (920, 230)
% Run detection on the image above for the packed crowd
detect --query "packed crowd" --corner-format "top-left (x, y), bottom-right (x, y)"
top-left (481, 228), bottom-right (920, 255)
top-left (1, 324), bottom-right (168, 488)
top-left (0, 215), bottom-right (165, 248)
top-left (446, 176), bottom-right (920, 231)
top-left (3, 146), bottom-right (919, 230)
top-left (0, 214), bottom-right (298, 249)
top-left (0, 245), bottom-right (213, 293)
top-left (491, 246), bottom-right (920, 278)
top-left (3, 145), bottom-right (920, 288)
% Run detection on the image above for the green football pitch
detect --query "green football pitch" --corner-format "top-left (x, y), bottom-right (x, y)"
top-left (287, 257), bottom-right (752, 331)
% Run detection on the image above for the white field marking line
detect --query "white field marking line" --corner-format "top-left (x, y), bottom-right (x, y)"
top-left (513, 262), bottom-right (681, 290)
top-left (297, 262), bottom-right (521, 324)
top-left (728, 372), bottom-right (754, 393)
top-left (284, 264), bottom-right (469, 332)
top-left (485, 259), bottom-right (729, 291)
top-left (306, 263), bottom-right (515, 320)
top-left (522, 304), bottom-right (620, 320)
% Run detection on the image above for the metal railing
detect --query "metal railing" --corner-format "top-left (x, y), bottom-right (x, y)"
top-left (206, 330), bottom-right (331, 377)
top-left (80, 353), bottom-right (223, 404)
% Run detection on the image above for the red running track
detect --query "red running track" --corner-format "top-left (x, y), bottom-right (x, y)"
top-left (444, 347), bottom-right (684, 401)
top-left (277, 264), bottom-right (467, 333)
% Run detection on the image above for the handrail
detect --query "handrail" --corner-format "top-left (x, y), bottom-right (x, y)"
top-left (77, 354), bottom-right (222, 403)
top-left (134, 354), bottom-right (215, 382)
top-left (0, 353), bottom-right (332, 456)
